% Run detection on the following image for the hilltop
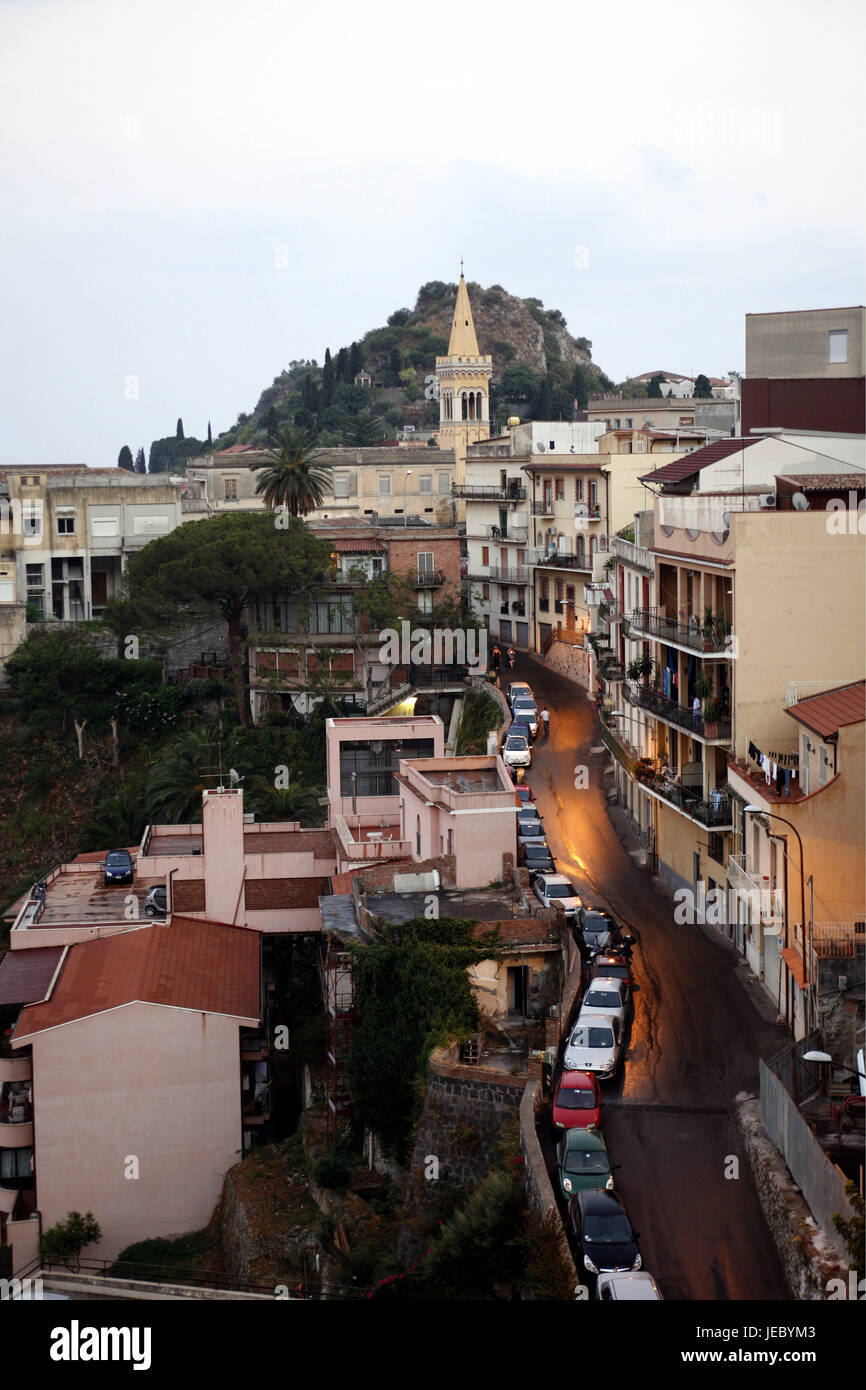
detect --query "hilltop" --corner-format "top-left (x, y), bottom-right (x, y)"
top-left (202, 280), bottom-right (614, 455)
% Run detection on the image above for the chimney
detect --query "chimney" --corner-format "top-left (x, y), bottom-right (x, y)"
top-left (202, 787), bottom-right (246, 924)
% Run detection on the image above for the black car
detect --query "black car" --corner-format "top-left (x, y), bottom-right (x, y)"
top-left (579, 908), bottom-right (619, 957)
top-left (518, 842), bottom-right (555, 879)
top-left (103, 849), bottom-right (134, 887)
top-left (567, 1189), bottom-right (641, 1276)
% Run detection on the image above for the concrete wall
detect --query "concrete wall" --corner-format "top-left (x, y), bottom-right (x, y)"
top-left (746, 308), bottom-right (865, 379)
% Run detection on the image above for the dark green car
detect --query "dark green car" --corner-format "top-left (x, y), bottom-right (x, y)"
top-left (556, 1128), bottom-right (616, 1199)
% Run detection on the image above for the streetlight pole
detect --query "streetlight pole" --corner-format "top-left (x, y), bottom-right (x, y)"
top-left (744, 806), bottom-right (809, 1032)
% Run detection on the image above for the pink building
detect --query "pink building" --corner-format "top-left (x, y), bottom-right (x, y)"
top-left (396, 757), bottom-right (517, 889)
top-left (1, 916), bottom-right (261, 1267)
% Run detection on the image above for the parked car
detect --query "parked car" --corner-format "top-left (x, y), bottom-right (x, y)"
top-left (514, 784), bottom-right (535, 806)
top-left (517, 816), bottom-right (547, 847)
top-left (507, 719), bottom-right (534, 744)
top-left (556, 1128), bottom-right (616, 1199)
top-left (552, 1069), bottom-right (601, 1130)
top-left (579, 908), bottom-right (618, 957)
top-left (510, 698), bottom-right (538, 738)
top-left (567, 1189), bottom-right (641, 1276)
top-left (518, 843), bottom-right (556, 879)
top-left (592, 953), bottom-right (635, 989)
top-left (507, 681), bottom-right (533, 710)
top-left (533, 873), bottom-right (582, 921)
top-left (502, 732), bottom-right (531, 768)
top-left (144, 885), bottom-right (167, 918)
top-left (563, 1011), bottom-right (623, 1078)
top-left (103, 849), bottom-right (134, 887)
top-left (596, 1271), bottom-right (662, 1301)
top-left (580, 977), bottom-right (630, 1024)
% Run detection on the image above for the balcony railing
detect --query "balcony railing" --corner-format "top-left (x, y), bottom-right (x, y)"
top-left (415, 569), bottom-right (446, 587)
top-left (533, 553), bottom-right (590, 570)
top-left (635, 772), bottom-right (733, 827)
top-left (531, 500), bottom-right (555, 516)
top-left (628, 608), bottom-right (732, 656)
top-left (452, 484), bottom-right (526, 501)
top-left (728, 854), bottom-right (784, 922)
top-left (623, 684), bottom-right (732, 742)
top-left (489, 565), bottom-right (529, 583)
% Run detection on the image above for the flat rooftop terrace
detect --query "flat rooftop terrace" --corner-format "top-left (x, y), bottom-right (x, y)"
top-left (15, 869), bottom-right (165, 928)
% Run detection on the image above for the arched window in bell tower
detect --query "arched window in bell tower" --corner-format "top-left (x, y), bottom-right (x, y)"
top-left (461, 392), bottom-right (468, 420)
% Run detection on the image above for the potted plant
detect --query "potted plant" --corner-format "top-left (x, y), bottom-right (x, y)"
top-left (702, 697), bottom-right (721, 738)
top-left (694, 669), bottom-right (713, 702)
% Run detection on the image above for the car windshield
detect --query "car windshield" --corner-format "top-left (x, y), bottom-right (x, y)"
top-left (565, 1149), bottom-right (608, 1174)
top-left (519, 821), bottom-right (543, 833)
top-left (513, 702), bottom-right (537, 715)
top-left (524, 847), bottom-right (550, 859)
top-left (585, 990), bottom-right (620, 1009)
top-left (585, 1213), bottom-right (633, 1244)
top-left (597, 964), bottom-right (627, 979)
top-left (571, 1027), bottom-right (614, 1049)
top-left (505, 736), bottom-right (527, 750)
top-left (557, 1089), bottom-right (595, 1109)
top-left (547, 884), bottom-right (575, 898)
top-left (106, 853), bottom-right (129, 866)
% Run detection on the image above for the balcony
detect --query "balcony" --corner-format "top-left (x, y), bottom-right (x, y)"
top-left (623, 684), bottom-right (732, 743)
top-left (452, 484), bottom-right (526, 502)
top-left (612, 536), bottom-right (654, 574)
top-left (415, 569), bottom-right (446, 587)
top-left (627, 608), bottom-right (732, 657)
top-left (599, 720), bottom-right (641, 775)
top-left (533, 553), bottom-right (591, 571)
top-left (634, 771), bottom-right (734, 828)
top-left (598, 657), bottom-right (625, 682)
top-left (531, 500), bottom-right (555, 516)
top-left (482, 525), bottom-right (528, 542)
top-left (489, 566), bottom-right (529, 584)
top-left (0, 1083), bottom-right (33, 1147)
top-left (728, 854), bottom-right (784, 924)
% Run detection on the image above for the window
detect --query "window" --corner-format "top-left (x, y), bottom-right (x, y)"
top-left (590, 481), bottom-right (598, 508)
top-left (21, 502), bottom-right (42, 539)
top-left (549, 440), bottom-right (556, 450)
top-left (636, 441), bottom-right (644, 452)
top-left (481, 546), bottom-right (489, 566)
top-left (378, 475), bottom-right (391, 496)
top-left (554, 579), bottom-right (563, 600)
top-left (418, 590), bottom-right (433, 613)
top-left (614, 418), bottom-right (621, 429)
top-left (626, 418), bottom-right (633, 428)
top-left (340, 738), bottom-right (436, 798)
top-left (333, 475), bottom-right (349, 498)
top-left (419, 475), bottom-right (432, 493)
top-left (828, 330), bottom-right (848, 364)
top-left (224, 478), bottom-right (238, 500)
top-left (417, 551), bottom-right (434, 576)
top-left (56, 513), bottom-right (76, 534)
top-left (555, 477), bottom-right (564, 501)
top-left (0, 1147), bottom-right (33, 1180)
top-left (482, 583), bottom-right (490, 599)
top-left (438, 474), bottom-right (450, 494)
top-left (575, 478), bottom-right (584, 501)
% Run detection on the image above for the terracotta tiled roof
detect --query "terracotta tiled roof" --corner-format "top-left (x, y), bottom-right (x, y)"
top-left (12, 916), bottom-right (260, 1041)
top-left (328, 538), bottom-right (387, 553)
top-left (775, 473), bottom-right (866, 492)
top-left (640, 436), bottom-right (761, 485)
top-left (0, 947), bottom-right (65, 1006)
top-left (785, 681), bottom-right (866, 738)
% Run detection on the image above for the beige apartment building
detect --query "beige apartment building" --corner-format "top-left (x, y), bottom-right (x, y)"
top-left (0, 465), bottom-right (184, 629)
top-left (186, 444), bottom-right (457, 525)
top-left (600, 432), bottom-right (865, 1031)
top-left (745, 306), bottom-right (865, 380)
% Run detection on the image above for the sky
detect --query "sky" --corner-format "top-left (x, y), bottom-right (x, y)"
top-left (1, 0), bottom-right (863, 467)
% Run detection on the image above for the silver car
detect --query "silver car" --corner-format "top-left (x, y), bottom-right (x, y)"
top-left (533, 873), bottom-right (582, 920)
top-left (580, 978), bottom-right (629, 1029)
top-left (511, 698), bottom-right (539, 738)
top-left (563, 1011), bottom-right (623, 1078)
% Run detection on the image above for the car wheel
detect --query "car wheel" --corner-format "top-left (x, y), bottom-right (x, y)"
top-left (145, 905), bottom-right (155, 917)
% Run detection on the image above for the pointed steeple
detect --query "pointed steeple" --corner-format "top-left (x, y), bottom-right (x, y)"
top-left (448, 274), bottom-right (480, 357)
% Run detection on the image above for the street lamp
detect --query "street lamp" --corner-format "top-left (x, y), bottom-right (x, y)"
top-left (744, 805), bottom-right (810, 1028)
top-left (802, 1050), bottom-right (866, 1089)
top-left (403, 469), bottom-right (413, 525)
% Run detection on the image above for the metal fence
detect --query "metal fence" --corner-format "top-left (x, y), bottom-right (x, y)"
top-left (759, 1056), bottom-right (855, 1260)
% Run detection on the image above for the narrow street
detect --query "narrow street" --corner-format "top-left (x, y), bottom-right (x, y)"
top-left (512, 651), bottom-right (791, 1301)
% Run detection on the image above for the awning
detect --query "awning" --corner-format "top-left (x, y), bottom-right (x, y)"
top-left (781, 946), bottom-right (807, 989)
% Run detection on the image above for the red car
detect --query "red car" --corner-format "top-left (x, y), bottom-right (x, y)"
top-left (514, 784), bottom-right (535, 806)
top-left (592, 952), bottom-right (635, 989)
top-left (553, 1069), bottom-right (602, 1130)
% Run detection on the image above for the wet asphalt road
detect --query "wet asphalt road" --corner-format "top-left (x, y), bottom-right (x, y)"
top-left (511, 652), bottom-right (791, 1301)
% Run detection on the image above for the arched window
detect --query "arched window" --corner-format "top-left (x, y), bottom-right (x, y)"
top-left (468, 392), bottom-right (475, 421)
top-left (576, 535), bottom-right (585, 566)
top-left (416, 814), bottom-right (422, 857)
top-left (461, 392), bottom-right (468, 420)
top-left (476, 391), bottom-right (484, 420)
top-left (590, 535), bottom-right (598, 557)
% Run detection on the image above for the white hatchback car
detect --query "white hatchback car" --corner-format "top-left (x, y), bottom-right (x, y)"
top-left (533, 873), bottom-right (582, 920)
top-left (596, 1271), bottom-right (663, 1301)
top-left (579, 977), bottom-right (630, 1028)
top-left (563, 1011), bottom-right (623, 1079)
top-left (507, 681), bottom-right (533, 710)
top-left (502, 732), bottom-right (532, 768)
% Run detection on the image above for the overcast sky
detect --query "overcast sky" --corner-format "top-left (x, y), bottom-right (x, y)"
top-left (1, 0), bottom-right (863, 467)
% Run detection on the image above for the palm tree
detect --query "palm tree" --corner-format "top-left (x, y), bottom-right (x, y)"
top-left (80, 783), bottom-right (150, 851)
top-left (146, 730), bottom-right (218, 824)
top-left (247, 780), bottom-right (324, 825)
top-left (250, 426), bottom-right (333, 515)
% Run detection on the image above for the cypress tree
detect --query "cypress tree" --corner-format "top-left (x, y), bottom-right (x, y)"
top-left (265, 406), bottom-right (279, 440)
top-left (336, 346), bottom-right (348, 381)
top-left (176, 417), bottom-right (185, 440)
top-left (135, 447), bottom-right (147, 474)
top-left (349, 341), bottom-right (361, 378)
top-left (117, 445), bottom-right (134, 472)
top-left (207, 421), bottom-right (213, 445)
top-left (322, 348), bottom-right (335, 407)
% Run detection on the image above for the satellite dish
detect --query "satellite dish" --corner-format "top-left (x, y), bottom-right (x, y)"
top-left (229, 768), bottom-right (243, 785)
top-left (575, 503), bottom-right (589, 518)
top-left (536, 442), bottom-right (546, 453)
top-left (722, 511), bottom-right (730, 528)
top-left (791, 492), bottom-right (810, 511)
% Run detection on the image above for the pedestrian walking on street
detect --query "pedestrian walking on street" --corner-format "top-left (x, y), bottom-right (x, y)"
top-left (507, 646), bottom-right (516, 669)
top-left (540, 706), bottom-right (550, 738)
top-left (491, 644), bottom-right (501, 673)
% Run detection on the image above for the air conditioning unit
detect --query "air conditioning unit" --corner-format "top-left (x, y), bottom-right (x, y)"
top-left (759, 493), bottom-right (777, 508)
